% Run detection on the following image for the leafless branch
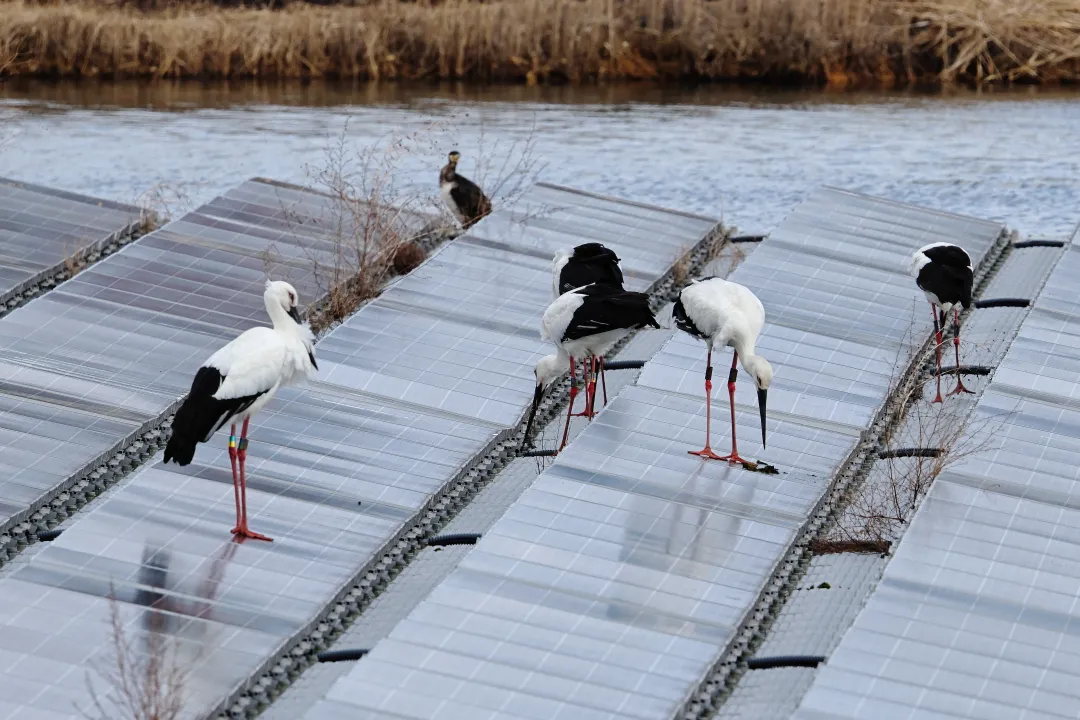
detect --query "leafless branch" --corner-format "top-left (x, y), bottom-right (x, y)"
top-left (832, 310), bottom-right (1013, 542)
top-left (81, 585), bottom-right (190, 720)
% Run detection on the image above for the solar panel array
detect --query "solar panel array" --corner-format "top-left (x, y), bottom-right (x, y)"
top-left (297, 188), bottom-right (1006, 720)
top-left (0, 182), bottom-right (719, 720)
top-left (0, 177), bottom-right (142, 306)
top-left (0, 178), bottom-right (396, 536)
top-left (795, 227), bottom-right (1080, 720)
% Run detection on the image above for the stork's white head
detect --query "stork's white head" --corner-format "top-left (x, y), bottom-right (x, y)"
top-left (521, 352), bottom-right (570, 451)
top-left (744, 355), bottom-right (773, 391)
top-left (742, 354), bottom-right (774, 450)
top-left (534, 353), bottom-right (568, 391)
top-left (265, 279), bottom-right (303, 324)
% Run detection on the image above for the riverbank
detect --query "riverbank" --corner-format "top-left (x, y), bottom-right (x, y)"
top-left (1, 0), bottom-right (1078, 87)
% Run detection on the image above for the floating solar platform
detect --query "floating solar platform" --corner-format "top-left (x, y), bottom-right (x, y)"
top-left (0, 177), bottom-right (143, 310)
top-left (0, 177), bottom-right (434, 537)
top-left (794, 226), bottom-right (1080, 720)
top-left (0, 182), bottom-right (720, 719)
top-left (720, 238), bottom-right (1068, 719)
top-left (294, 188), bottom-right (1007, 720)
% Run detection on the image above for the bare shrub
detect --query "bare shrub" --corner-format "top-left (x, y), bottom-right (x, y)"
top-left (392, 241), bottom-right (426, 275)
top-left (133, 182), bottom-right (189, 232)
top-left (81, 586), bottom-right (190, 720)
top-left (277, 115), bottom-right (544, 334)
top-left (832, 311), bottom-right (1009, 543)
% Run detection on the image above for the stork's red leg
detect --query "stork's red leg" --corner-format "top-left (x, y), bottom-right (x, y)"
top-left (228, 424), bottom-right (241, 530)
top-left (571, 357), bottom-right (597, 419)
top-left (233, 417), bottom-right (272, 542)
top-left (946, 307), bottom-right (975, 396)
top-left (717, 352), bottom-right (748, 464)
top-left (931, 304), bottom-right (944, 404)
top-left (559, 357), bottom-right (577, 451)
top-left (585, 357), bottom-right (597, 421)
top-left (690, 348), bottom-right (726, 461)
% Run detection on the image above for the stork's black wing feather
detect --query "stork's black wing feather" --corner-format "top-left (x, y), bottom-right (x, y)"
top-left (449, 174), bottom-right (492, 229)
top-left (562, 286), bottom-right (660, 341)
top-left (672, 296), bottom-right (708, 339)
top-left (559, 243), bottom-right (624, 295)
top-left (163, 366), bottom-right (265, 466)
top-left (916, 263), bottom-right (973, 308)
top-left (921, 244), bottom-right (971, 271)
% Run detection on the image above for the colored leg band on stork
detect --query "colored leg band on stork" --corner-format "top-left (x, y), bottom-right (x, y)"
top-left (705, 366), bottom-right (713, 382)
top-left (728, 368), bottom-right (738, 384)
top-left (238, 438), bottom-right (249, 452)
top-left (229, 436), bottom-right (237, 449)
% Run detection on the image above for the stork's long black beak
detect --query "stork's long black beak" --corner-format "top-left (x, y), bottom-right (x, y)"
top-left (757, 388), bottom-right (768, 449)
top-left (288, 306), bottom-right (303, 324)
top-left (521, 384), bottom-right (544, 451)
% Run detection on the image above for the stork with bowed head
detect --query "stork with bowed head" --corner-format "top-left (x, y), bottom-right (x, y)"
top-left (551, 242), bottom-right (625, 413)
top-left (523, 283), bottom-right (660, 452)
top-left (909, 242), bottom-right (974, 403)
top-left (164, 280), bottom-right (317, 542)
top-left (673, 277), bottom-right (773, 463)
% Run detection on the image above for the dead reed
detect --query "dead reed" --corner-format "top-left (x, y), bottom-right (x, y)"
top-left (1, 0), bottom-right (1078, 86)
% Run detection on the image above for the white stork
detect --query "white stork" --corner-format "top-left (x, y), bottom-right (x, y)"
top-left (523, 283), bottom-right (660, 452)
top-left (673, 276), bottom-right (773, 464)
top-left (163, 279), bottom-right (317, 542)
top-left (909, 242), bottom-right (974, 402)
top-left (551, 242), bottom-right (625, 413)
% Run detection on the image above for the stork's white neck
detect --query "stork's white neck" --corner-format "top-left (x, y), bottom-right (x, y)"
top-left (731, 336), bottom-right (758, 370)
top-left (264, 294), bottom-right (295, 331)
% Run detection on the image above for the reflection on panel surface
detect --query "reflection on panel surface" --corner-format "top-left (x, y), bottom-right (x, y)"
top-left (0, 177), bottom-right (142, 304)
top-left (301, 188), bottom-right (1005, 720)
top-left (0, 182), bottom-right (718, 719)
top-left (795, 233), bottom-right (1080, 720)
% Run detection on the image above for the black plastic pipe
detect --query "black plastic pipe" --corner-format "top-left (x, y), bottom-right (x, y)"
top-left (878, 448), bottom-right (943, 459)
top-left (747, 655), bottom-right (826, 670)
top-left (316, 648), bottom-right (369, 663)
top-left (428, 533), bottom-right (481, 547)
top-left (1013, 240), bottom-right (1066, 249)
top-left (975, 298), bottom-right (1030, 309)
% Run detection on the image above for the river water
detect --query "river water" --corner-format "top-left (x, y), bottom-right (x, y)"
top-left (1, 81), bottom-right (1077, 237)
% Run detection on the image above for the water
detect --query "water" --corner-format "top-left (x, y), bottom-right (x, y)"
top-left (1, 80), bottom-right (1078, 237)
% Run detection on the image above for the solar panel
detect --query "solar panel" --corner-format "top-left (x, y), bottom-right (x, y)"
top-left (0, 178), bottom-right (433, 536)
top-left (795, 228), bottom-right (1080, 720)
top-left (0, 182), bottom-right (719, 719)
top-left (0, 177), bottom-right (142, 308)
top-left (298, 188), bottom-right (1006, 719)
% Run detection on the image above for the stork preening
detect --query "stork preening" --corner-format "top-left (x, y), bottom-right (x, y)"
top-left (673, 277), bottom-right (773, 464)
top-left (164, 280), bottom-right (317, 542)
top-left (439, 150), bottom-right (492, 230)
top-left (551, 242), bottom-right (625, 413)
top-left (909, 242), bottom-right (974, 403)
top-left (523, 283), bottom-right (660, 452)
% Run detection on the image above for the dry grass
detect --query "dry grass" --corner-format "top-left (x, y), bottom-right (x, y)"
top-left (1, 0), bottom-right (1078, 86)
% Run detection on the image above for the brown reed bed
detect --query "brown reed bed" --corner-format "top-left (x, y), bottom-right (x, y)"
top-left (1, 0), bottom-right (1078, 87)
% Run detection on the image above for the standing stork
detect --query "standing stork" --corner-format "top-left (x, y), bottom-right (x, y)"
top-left (673, 277), bottom-right (773, 464)
top-left (439, 150), bottom-right (492, 230)
top-left (523, 283), bottom-right (660, 452)
top-left (909, 242), bottom-right (974, 403)
top-left (551, 242), bottom-right (625, 413)
top-left (164, 280), bottom-right (317, 542)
